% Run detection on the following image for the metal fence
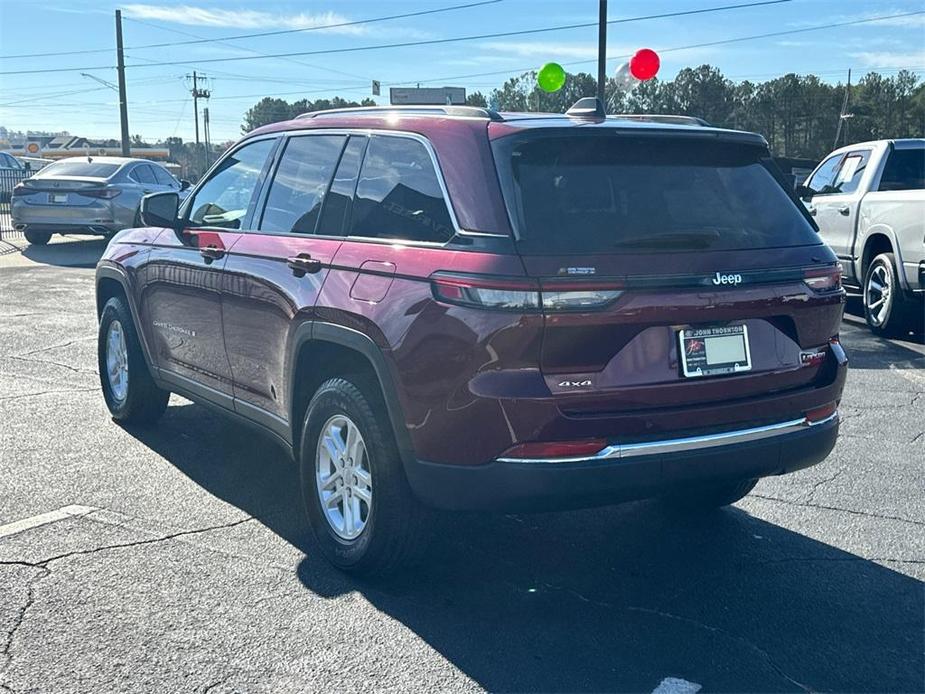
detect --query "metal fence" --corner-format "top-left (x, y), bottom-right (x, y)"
top-left (0, 168), bottom-right (31, 239)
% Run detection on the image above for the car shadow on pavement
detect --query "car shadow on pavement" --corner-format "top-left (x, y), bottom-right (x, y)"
top-left (126, 400), bottom-right (924, 692)
top-left (20, 237), bottom-right (107, 268)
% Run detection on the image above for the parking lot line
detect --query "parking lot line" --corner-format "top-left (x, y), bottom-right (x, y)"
top-left (0, 504), bottom-right (96, 539)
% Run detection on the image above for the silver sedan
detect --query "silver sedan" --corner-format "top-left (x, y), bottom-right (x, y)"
top-left (10, 156), bottom-right (190, 245)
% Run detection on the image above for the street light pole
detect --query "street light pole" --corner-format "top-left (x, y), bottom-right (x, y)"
top-left (597, 0), bottom-right (607, 104)
top-left (115, 10), bottom-right (130, 157)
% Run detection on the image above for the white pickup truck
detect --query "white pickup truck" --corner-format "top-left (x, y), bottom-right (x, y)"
top-left (798, 139), bottom-right (924, 336)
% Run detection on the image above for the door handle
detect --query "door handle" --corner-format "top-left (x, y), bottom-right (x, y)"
top-left (287, 254), bottom-right (323, 277)
top-left (837, 205), bottom-right (850, 216)
top-left (200, 245), bottom-right (225, 264)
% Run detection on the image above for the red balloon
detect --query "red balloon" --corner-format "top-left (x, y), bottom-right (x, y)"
top-left (629, 48), bottom-right (660, 81)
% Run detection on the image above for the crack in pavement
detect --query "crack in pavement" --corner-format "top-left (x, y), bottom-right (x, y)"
top-left (0, 515), bottom-right (256, 686)
top-left (750, 493), bottom-right (925, 527)
top-left (6, 355), bottom-right (97, 376)
top-left (806, 465), bottom-right (846, 504)
top-left (0, 388), bottom-right (96, 402)
top-left (535, 582), bottom-right (813, 692)
top-left (16, 336), bottom-right (94, 359)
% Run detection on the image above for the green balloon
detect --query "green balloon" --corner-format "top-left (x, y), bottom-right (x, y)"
top-left (537, 62), bottom-right (566, 92)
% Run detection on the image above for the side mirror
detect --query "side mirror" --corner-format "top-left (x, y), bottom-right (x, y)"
top-left (794, 184), bottom-right (814, 201)
top-left (24, 162), bottom-right (32, 171)
top-left (140, 192), bottom-right (180, 229)
top-left (179, 179), bottom-right (192, 191)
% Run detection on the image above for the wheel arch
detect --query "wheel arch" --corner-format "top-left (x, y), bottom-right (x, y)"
top-left (95, 264), bottom-right (156, 372)
top-left (860, 229), bottom-right (908, 290)
top-left (288, 322), bottom-right (415, 466)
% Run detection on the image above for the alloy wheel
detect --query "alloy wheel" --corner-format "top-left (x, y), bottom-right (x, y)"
top-left (865, 262), bottom-right (892, 327)
top-left (315, 414), bottom-right (372, 540)
top-left (105, 319), bottom-right (129, 403)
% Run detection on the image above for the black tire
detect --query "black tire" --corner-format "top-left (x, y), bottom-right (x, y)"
top-left (863, 252), bottom-right (921, 337)
top-left (97, 296), bottom-right (169, 424)
top-left (24, 230), bottom-right (51, 245)
top-left (300, 377), bottom-right (428, 575)
top-left (664, 478), bottom-right (758, 512)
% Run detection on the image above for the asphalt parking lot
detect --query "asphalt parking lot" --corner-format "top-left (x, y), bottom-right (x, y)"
top-left (1, 237), bottom-right (923, 693)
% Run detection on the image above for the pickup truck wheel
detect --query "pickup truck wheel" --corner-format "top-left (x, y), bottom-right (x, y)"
top-left (864, 253), bottom-right (918, 337)
top-left (24, 230), bottom-right (51, 245)
top-left (300, 377), bottom-right (428, 575)
top-left (664, 478), bottom-right (758, 512)
top-left (98, 296), bottom-right (169, 424)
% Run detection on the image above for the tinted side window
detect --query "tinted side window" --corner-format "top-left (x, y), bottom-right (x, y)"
top-left (350, 136), bottom-right (454, 243)
top-left (188, 139), bottom-right (275, 230)
top-left (133, 165), bottom-right (157, 185)
top-left (830, 150), bottom-right (869, 195)
top-left (879, 149), bottom-right (925, 191)
top-left (153, 166), bottom-right (177, 187)
top-left (806, 154), bottom-right (843, 196)
top-left (259, 135), bottom-right (345, 234)
top-left (317, 136), bottom-right (366, 237)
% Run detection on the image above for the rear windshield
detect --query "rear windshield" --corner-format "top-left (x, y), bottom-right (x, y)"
top-left (493, 133), bottom-right (820, 254)
top-left (37, 161), bottom-right (120, 178)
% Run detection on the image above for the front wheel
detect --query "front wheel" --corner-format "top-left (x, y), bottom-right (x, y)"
top-left (300, 377), bottom-right (428, 575)
top-left (98, 296), bottom-right (169, 424)
top-left (664, 478), bottom-right (758, 512)
top-left (864, 252), bottom-right (920, 337)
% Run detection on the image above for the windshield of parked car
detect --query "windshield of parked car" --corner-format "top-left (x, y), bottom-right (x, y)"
top-left (493, 133), bottom-right (820, 254)
top-left (36, 160), bottom-right (120, 178)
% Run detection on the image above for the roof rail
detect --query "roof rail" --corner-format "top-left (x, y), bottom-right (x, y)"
top-left (611, 114), bottom-right (711, 127)
top-left (295, 105), bottom-right (504, 121)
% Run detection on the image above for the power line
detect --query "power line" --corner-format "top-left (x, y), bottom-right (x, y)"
top-left (0, 0), bottom-right (797, 74)
top-left (0, 0), bottom-right (504, 60)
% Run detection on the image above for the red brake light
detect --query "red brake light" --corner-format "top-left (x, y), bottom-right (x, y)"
top-left (11, 184), bottom-right (38, 197)
top-left (431, 274), bottom-right (624, 312)
top-left (805, 402), bottom-right (837, 423)
top-left (499, 439), bottom-right (608, 461)
top-left (803, 266), bottom-right (842, 291)
top-left (432, 273), bottom-right (541, 311)
top-left (82, 188), bottom-right (121, 199)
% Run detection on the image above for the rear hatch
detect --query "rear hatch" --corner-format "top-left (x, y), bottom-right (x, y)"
top-left (490, 125), bottom-right (844, 418)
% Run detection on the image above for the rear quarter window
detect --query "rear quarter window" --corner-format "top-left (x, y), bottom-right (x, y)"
top-left (349, 135), bottom-right (455, 244)
top-left (493, 134), bottom-right (821, 254)
top-left (878, 148), bottom-right (925, 191)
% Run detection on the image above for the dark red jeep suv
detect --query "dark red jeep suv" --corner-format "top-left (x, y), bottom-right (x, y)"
top-left (95, 100), bottom-right (847, 573)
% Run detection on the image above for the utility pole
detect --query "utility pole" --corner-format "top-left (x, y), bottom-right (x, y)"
top-left (597, 0), bottom-right (607, 104)
top-left (115, 10), bottom-right (130, 156)
top-left (833, 68), bottom-right (852, 149)
top-left (187, 71), bottom-right (211, 175)
top-left (203, 107), bottom-right (211, 168)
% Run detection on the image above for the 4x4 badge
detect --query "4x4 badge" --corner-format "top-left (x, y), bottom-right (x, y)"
top-left (558, 380), bottom-right (592, 387)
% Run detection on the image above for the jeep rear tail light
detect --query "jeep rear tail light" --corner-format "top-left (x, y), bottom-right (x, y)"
top-left (431, 273), bottom-right (541, 311)
top-left (498, 439), bottom-right (607, 461)
top-left (540, 280), bottom-right (624, 311)
top-left (803, 266), bottom-right (842, 291)
top-left (431, 273), bottom-right (624, 312)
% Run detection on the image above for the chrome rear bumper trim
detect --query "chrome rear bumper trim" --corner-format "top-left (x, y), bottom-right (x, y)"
top-left (496, 412), bottom-right (838, 464)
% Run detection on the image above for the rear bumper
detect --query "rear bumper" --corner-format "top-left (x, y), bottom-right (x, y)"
top-left (12, 222), bottom-right (117, 235)
top-left (404, 412), bottom-right (839, 511)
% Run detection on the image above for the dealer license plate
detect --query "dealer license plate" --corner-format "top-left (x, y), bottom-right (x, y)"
top-left (679, 325), bottom-right (752, 378)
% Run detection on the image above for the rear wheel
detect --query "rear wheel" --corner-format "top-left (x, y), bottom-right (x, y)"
top-left (864, 253), bottom-right (920, 337)
top-left (24, 230), bottom-right (51, 245)
top-left (98, 296), bottom-right (169, 424)
top-left (300, 377), bottom-right (428, 575)
top-left (665, 478), bottom-right (758, 512)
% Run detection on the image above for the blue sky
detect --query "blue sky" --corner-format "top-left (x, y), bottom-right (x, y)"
top-left (1, 0), bottom-right (923, 142)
